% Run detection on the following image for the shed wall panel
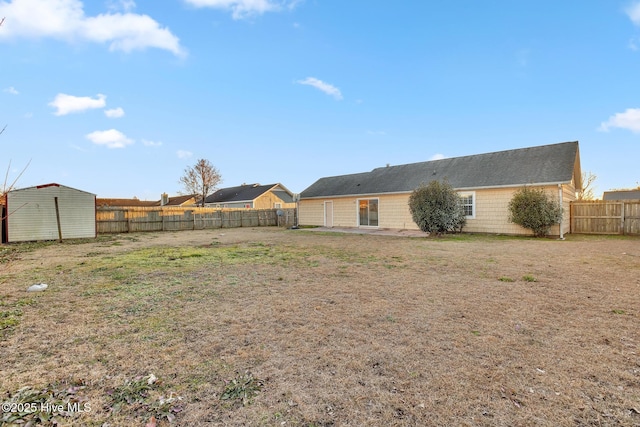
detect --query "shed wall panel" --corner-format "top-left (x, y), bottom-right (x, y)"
top-left (7, 185), bottom-right (96, 242)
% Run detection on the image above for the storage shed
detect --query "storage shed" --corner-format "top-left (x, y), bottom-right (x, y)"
top-left (3, 183), bottom-right (96, 243)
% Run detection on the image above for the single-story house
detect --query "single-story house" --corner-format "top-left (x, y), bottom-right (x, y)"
top-left (96, 198), bottom-right (157, 207)
top-left (158, 194), bottom-right (197, 207)
top-left (3, 183), bottom-right (96, 243)
top-left (299, 141), bottom-right (582, 236)
top-left (96, 194), bottom-right (198, 207)
top-left (204, 183), bottom-right (296, 209)
top-left (602, 190), bottom-right (640, 200)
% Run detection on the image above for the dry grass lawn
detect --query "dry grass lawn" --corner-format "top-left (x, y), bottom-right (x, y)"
top-left (1, 227), bottom-right (640, 426)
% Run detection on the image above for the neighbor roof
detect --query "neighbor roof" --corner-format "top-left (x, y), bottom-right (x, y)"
top-left (602, 190), bottom-right (640, 200)
top-left (205, 183), bottom-right (292, 204)
top-left (97, 198), bottom-right (157, 207)
top-left (301, 141), bottom-right (581, 199)
top-left (156, 194), bottom-right (196, 206)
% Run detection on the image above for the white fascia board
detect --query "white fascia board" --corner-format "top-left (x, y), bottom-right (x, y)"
top-left (300, 181), bottom-right (573, 200)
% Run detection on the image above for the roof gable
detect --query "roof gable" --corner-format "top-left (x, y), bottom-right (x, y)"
top-left (10, 183), bottom-right (95, 196)
top-left (205, 183), bottom-right (291, 204)
top-left (301, 141), bottom-right (580, 198)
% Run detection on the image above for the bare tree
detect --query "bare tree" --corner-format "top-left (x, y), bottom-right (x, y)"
top-left (179, 159), bottom-right (222, 207)
top-left (577, 171), bottom-right (597, 200)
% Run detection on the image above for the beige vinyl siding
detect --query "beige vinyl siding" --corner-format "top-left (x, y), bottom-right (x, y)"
top-left (7, 185), bottom-right (96, 242)
top-left (300, 183), bottom-right (575, 236)
top-left (332, 198), bottom-right (359, 227)
top-left (253, 190), bottom-right (296, 210)
top-left (298, 200), bottom-right (325, 226)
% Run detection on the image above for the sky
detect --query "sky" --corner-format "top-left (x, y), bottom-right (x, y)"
top-left (1, 0), bottom-right (639, 200)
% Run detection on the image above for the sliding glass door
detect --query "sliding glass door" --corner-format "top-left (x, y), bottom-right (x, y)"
top-left (358, 199), bottom-right (378, 227)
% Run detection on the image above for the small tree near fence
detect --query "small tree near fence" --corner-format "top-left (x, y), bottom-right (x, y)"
top-left (179, 159), bottom-right (222, 207)
top-left (408, 180), bottom-right (466, 235)
top-left (508, 187), bottom-right (562, 237)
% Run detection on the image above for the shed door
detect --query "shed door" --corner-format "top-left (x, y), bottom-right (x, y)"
top-left (324, 201), bottom-right (333, 228)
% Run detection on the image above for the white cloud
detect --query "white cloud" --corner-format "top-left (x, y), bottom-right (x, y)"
top-left (104, 107), bottom-right (125, 118)
top-left (177, 150), bottom-right (193, 159)
top-left (0, 0), bottom-right (184, 56)
top-left (297, 77), bottom-right (343, 100)
top-left (4, 86), bottom-right (19, 95)
top-left (184, 0), bottom-right (299, 19)
top-left (107, 0), bottom-right (136, 12)
top-left (430, 154), bottom-right (446, 161)
top-left (626, 1), bottom-right (640, 26)
top-left (86, 129), bottom-right (134, 148)
top-left (142, 139), bottom-right (162, 147)
top-left (49, 93), bottom-right (106, 115)
top-left (598, 108), bottom-right (640, 133)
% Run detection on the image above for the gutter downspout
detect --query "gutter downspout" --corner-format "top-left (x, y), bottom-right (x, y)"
top-left (558, 184), bottom-right (564, 240)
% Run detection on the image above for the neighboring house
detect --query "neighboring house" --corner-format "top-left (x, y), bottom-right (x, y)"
top-left (97, 194), bottom-right (197, 207)
top-left (204, 183), bottom-right (296, 209)
top-left (3, 183), bottom-right (96, 243)
top-left (299, 141), bottom-right (582, 236)
top-left (157, 193), bottom-right (197, 207)
top-left (602, 190), bottom-right (640, 200)
top-left (96, 198), bottom-right (157, 207)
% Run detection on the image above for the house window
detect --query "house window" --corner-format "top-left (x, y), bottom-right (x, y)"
top-left (458, 192), bottom-right (475, 219)
top-left (358, 199), bottom-right (379, 227)
top-left (274, 203), bottom-right (282, 209)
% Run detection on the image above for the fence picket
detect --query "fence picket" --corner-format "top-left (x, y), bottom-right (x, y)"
top-left (570, 200), bottom-right (640, 235)
top-left (96, 207), bottom-right (295, 234)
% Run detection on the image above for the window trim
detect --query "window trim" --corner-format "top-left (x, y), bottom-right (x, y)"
top-left (458, 191), bottom-right (476, 219)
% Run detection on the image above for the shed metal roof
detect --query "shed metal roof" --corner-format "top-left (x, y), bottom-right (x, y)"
top-left (301, 141), bottom-right (580, 199)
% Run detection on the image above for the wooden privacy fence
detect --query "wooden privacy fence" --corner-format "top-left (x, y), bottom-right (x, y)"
top-left (570, 200), bottom-right (640, 235)
top-left (96, 207), bottom-right (297, 234)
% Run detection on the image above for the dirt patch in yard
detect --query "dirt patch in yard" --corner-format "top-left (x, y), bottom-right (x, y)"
top-left (1, 228), bottom-right (639, 426)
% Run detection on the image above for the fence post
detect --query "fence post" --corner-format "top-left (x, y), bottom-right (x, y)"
top-left (621, 202), bottom-right (625, 235)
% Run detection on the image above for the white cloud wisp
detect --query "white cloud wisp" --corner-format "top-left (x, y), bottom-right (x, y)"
top-left (626, 1), bottom-right (640, 26)
top-left (86, 129), bottom-right (134, 148)
top-left (105, 107), bottom-right (125, 118)
top-left (297, 77), bottom-right (343, 100)
top-left (184, 0), bottom-right (299, 20)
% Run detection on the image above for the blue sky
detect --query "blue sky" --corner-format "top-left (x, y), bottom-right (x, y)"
top-left (1, 0), bottom-right (639, 200)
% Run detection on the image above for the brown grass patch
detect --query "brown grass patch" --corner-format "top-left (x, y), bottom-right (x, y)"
top-left (1, 228), bottom-right (640, 426)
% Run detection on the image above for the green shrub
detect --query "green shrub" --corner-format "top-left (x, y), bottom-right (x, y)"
top-left (508, 187), bottom-right (562, 237)
top-left (408, 180), bottom-right (466, 235)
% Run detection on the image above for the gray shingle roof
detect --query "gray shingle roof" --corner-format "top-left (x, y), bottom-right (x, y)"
top-left (603, 190), bottom-right (640, 200)
top-left (301, 141), bottom-right (580, 199)
top-left (205, 183), bottom-right (293, 204)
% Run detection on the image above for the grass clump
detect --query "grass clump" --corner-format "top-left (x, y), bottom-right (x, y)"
top-left (522, 274), bottom-right (537, 282)
top-left (220, 371), bottom-right (264, 407)
top-left (107, 374), bottom-right (183, 423)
